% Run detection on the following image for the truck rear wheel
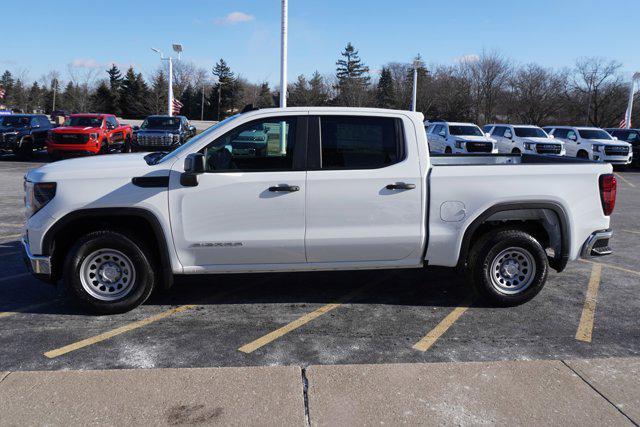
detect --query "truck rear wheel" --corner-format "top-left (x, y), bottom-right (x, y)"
top-left (64, 230), bottom-right (156, 314)
top-left (14, 138), bottom-right (33, 160)
top-left (467, 229), bottom-right (548, 306)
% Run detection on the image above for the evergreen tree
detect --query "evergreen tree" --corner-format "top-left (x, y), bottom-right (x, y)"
top-left (150, 70), bottom-right (168, 115)
top-left (27, 82), bottom-right (43, 113)
top-left (335, 43), bottom-right (371, 106)
top-left (179, 84), bottom-right (196, 117)
top-left (107, 64), bottom-right (123, 115)
top-left (0, 70), bottom-right (14, 108)
top-left (256, 82), bottom-right (274, 108)
top-left (119, 67), bottom-right (151, 118)
top-left (210, 59), bottom-right (242, 119)
top-left (92, 81), bottom-right (113, 113)
top-left (308, 71), bottom-right (329, 106)
top-left (61, 81), bottom-right (77, 112)
top-left (377, 67), bottom-right (395, 109)
top-left (288, 75), bottom-right (310, 106)
top-left (12, 79), bottom-right (26, 112)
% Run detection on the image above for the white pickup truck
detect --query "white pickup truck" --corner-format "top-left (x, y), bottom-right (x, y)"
top-left (23, 107), bottom-right (616, 314)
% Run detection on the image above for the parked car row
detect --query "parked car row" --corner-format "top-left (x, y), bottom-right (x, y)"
top-left (425, 120), bottom-right (636, 166)
top-left (0, 113), bottom-right (196, 160)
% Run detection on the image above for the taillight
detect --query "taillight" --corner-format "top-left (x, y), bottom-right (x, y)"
top-left (599, 174), bottom-right (617, 216)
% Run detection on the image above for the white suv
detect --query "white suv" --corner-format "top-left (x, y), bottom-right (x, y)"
top-left (426, 121), bottom-right (497, 154)
top-left (485, 124), bottom-right (565, 156)
top-left (546, 126), bottom-right (633, 165)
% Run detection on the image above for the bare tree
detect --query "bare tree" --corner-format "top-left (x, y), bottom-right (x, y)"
top-left (506, 64), bottom-right (567, 125)
top-left (570, 57), bottom-right (623, 126)
top-left (67, 64), bottom-right (99, 112)
top-left (462, 50), bottom-right (511, 124)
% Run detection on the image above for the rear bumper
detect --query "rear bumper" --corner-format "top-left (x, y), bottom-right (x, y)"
top-left (581, 229), bottom-right (613, 258)
top-left (22, 237), bottom-right (54, 283)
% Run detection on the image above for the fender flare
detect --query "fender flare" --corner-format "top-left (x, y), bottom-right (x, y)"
top-left (457, 201), bottom-right (570, 272)
top-left (42, 207), bottom-right (174, 289)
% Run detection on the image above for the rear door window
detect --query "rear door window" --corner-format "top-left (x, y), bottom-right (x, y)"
top-left (320, 116), bottom-right (403, 170)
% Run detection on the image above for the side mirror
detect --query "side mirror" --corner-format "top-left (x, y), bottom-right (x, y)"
top-left (132, 125), bottom-right (140, 131)
top-left (438, 131), bottom-right (446, 137)
top-left (569, 135), bottom-right (577, 141)
top-left (189, 126), bottom-right (196, 134)
top-left (549, 134), bottom-right (555, 139)
top-left (504, 131), bottom-right (512, 139)
top-left (612, 136), bottom-right (618, 141)
top-left (181, 153), bottom-right (205, 187)
top-left (484, 132), bottom-right (491, 138)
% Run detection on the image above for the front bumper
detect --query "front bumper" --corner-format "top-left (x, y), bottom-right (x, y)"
top-left (581, 229), bottom-right (613, 258)
top-left (47, 141), bottom-right (100, 155)
top-left (22, 237), bottom-right (54, 283)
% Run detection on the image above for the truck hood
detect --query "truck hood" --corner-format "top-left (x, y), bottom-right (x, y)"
top-left (52, 126), bottom-right (101, 133)
top-left (588, 139), bottom-right (631, 147)
top-left (524, 137), bottom-right (564, 145)
top-left (455, 135), bottom-right (494, 143)
top-left (26, 153), bottom-right (167, 182)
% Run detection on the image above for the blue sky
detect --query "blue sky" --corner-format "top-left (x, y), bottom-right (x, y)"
top-left (3, 0), bottom-right (640, 85)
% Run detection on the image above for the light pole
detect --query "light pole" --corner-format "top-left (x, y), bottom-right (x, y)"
top-left (280, 0), bottom-right (288, 109)
top-left (411, 58), bottom-right (420, 112)
top-left (151, 43), bottom-right (183, 116)
top-left (201, 81), bottom-right (205, 121)
top-left (624, 72), bottom-right (640, 129)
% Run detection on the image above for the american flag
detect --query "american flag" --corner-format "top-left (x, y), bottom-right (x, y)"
top-left (619, 116), bottom-right (630, 129)
top-left (172, 98), bottom-right (183, 115)
top-left (0, 85), bottom-right (5, 99)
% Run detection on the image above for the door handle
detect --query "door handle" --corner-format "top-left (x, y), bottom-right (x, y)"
top-left (386, 183), bottom-right (416, 190)
top-left (268, 185), bottom-right (299, 192)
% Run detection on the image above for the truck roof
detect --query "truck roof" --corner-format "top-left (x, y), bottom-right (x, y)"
top-left (69, 113), bottom-right (112, 118)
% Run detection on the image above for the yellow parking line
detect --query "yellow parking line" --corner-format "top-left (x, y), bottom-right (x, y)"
top-left (0, 223), bottom-right (23, 228)
top-left (0, 300), bottom-right (59, 319)
top-left (576, 263), bottom-right (602, 343)
top-left (44, 305), bottom-right (197, 358)
top-left (238, 277), bottom-right (386, 354)
top-left (579, 259), bottom-right (640, 277)
top-left (413, 297), bottom-right (474, 352)
top-left (0, 273), bottom-right (30, 283)
top-left (614, 173), bottom-right (636, 188)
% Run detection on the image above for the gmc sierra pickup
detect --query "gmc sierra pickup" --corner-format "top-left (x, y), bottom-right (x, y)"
top-left (23, 107), bottom-right (616, 314)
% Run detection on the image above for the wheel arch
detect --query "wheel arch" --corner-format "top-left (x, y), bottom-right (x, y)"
top-left (457, 201), bottom-right (570, 272)
top-left (42, 208), bottom-right (174, 289)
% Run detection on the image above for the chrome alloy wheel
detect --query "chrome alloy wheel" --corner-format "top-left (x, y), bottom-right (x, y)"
top-left (489, 247), bottom-right (536, 295)
top-left (79, 249), bottom-right (136, 301)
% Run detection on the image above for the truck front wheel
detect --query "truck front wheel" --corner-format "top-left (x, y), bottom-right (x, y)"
top-left (467, 229), bottom-right (548, 306)
top-left (64, 230), bottom-right (156, 314)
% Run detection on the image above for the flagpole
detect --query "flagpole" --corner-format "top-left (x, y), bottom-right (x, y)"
top-left (278, 0), bottom-right (288, 155)
top-left (168, 57), bottom-right (174, 116)
top-left (625, 72), bottom-right (640, 129)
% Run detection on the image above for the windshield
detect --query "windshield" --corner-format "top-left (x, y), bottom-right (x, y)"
top-left (65, 116), bottom-right (103, 127)
top-left (141, 117), bottom-right (181, 130)
top-left (154, 114), bottom-right (241, 164)
top-left (578, 129), bottom-right (612, 140)
top-left (514, 127), bottom-right (547, 138)
top-left (0, 116), bottom-right (31, 127)
top-left (449, 125), bottom-right (483, 137)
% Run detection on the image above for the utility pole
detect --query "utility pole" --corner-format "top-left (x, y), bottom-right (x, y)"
top-left (51, 79), bottom-right (57, 112)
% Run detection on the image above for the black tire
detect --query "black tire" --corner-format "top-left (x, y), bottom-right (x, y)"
top-left (467, 229), bottom-right (548, 306)
top-left (14, 138), bottom-right (33, 160)
top-left (444, 146), bottom-right (452, 154)
top-left (511, 148), bottom-right (521, 154)
top-left (122, 136), bottom-right (132, 153)
top-left (98, 140), bottom-right (108, 155)
top-left (64, 230), bottom-right (156, 314)
top-left (577, 150), bottom-right (589, 159)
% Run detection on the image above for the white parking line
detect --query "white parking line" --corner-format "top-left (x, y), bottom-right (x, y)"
top-left (614, 173), bottom-right (636, 188)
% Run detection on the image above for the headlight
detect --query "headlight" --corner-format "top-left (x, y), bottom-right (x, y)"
top-left (592, 145), bottom-right (603, 152)
top-left (90, 133), bottom-right (98, 140)
top-left (455, 140), bottom-right (465, 149)
top-left (524, 142), bottom-right (534, 150)
top-left (25, 181), bottom-right (56, 218)
top-left (172, 134), bottom-right (180, 143)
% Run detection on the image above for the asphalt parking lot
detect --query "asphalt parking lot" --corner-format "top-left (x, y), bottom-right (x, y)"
top-left (0, 152), bottom-right (639, 372)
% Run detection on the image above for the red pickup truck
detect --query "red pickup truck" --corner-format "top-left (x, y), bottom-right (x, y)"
top-left (47, 114), bottom-right (132, 159)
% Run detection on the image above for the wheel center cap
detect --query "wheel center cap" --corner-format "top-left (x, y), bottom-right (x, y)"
top-left (501, 260), bottom-right (520, 278)
top-left (100, 263), bottom-right (121, 283)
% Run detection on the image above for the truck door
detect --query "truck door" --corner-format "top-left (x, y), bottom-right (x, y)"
top-left (305, 115), bottom-right (423, 263)
top-left (168, 115), bottom-right (308, 268)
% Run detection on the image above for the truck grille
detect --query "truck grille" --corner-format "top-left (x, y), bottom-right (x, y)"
top-left (136, 135), bottom-right (175, 146)
top-left (536, 144), bottom-right (562, 154)
top-left (53, 133), bottom-right (89, 144)
top-left (465, 142), bottom-right (493, 153)
top-left (604, 145), bottom-right (629, 156)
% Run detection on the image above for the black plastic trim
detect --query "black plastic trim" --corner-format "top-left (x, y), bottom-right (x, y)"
top-left (456, 201), bottom-right (570, 272)
top-left (42, 208), bottom-right (174, 289)
top-left (132, 176), bottom-right (170, 188)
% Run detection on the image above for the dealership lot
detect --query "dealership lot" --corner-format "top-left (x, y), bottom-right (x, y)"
top-left (0, 153), bottom-right (639, 372)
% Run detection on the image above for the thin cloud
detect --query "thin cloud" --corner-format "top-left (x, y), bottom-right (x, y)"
top-left (457, 54), bottom-right (480, 64)
top-left (70, 58), bottom-right (102, 69)
top-left (215, 12), bottom-right (255, 25)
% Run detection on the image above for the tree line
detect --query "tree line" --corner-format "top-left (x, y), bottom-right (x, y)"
top-left (1, 43), bottom-right (637, 127)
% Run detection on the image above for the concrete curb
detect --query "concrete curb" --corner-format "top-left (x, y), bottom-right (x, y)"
top-left (0, 358), bottom-right (637, 426)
